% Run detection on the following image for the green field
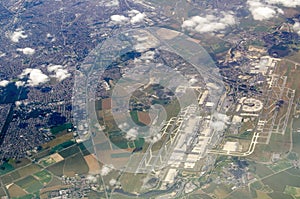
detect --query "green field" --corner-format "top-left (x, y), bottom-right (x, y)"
top-left (111, 152), bottom-right (131, 158)
top-left (130, 110), bottom-right (145, 126)
top-left (46, 160), bottom-right (65, 176)
top-left (249, 162), bottom-right (274, 178)
top-left (286, 167), bottom-right (300, 177)
top-left (17, 164), bottom-right (42, 178)
top-left (188, 194), bottom-right (213, 199)
top-left (45, 176), bottom-right (63, 188)
top-left (79, 139), bottom-right (95, 155)
top-left (13, 194), bottom-right (35, 199)
top-left (15, 175), bottom-right (43, 193)
top-left (63, 153), bottom-right (89, 176)
top-left (50, 140), bottom-right (76, 153)
top-left (227, 188), bottom-right (253, 199)
top-left (40, 157), bottom-right (56, 167)
top-left (50, 123), bottom-right (72, 135)
top-left (58, 145), bottom-right (80, 158)
top-left (262, 171), bottom-right (300, 195)
top-left (251, 181), bottom-right (263, 190)
top-left (1, 163), bottom-right (46, 186)
top-left (119, 173), bottom-right (147, 193)
top-left (283, 185), bottom-right (300, 199)
top-left (0, 162), bottom-right (14, 175)
top-left (1, 173), bottom-right (15, 185)
top-left (268, 160), bottom-right (292, 172)
top-left (267, 192), bottom-right (294, 199)
top-left (33, 170), bottom-right (52, 184)
top-left (0, 187), bottom-right (6, 197)
top-left (292, 129), bottom-right (300, 155)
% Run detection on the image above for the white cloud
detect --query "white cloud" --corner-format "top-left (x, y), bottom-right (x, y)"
top-left (17, 47), bottom-right (35, 55)
top-left (293, 22), bottom-right (300, 35)
top-left (15, 101), bottom-right (22, 107)
top-left (99, 0), bottom-right (119, 7)
top-left (125, 128), bottom-right (139, 140)
top-left (214, 113), bottom-right (229, 123)
top-left (15, 81), bottom-right (25, 88)
top-left (100, 164), bottom-right (114, 176)
top-left (109, 179), bottom-right (117, 186)
top-left (247, 0), bottom-right (300, 21)
top-left (247, 0), bottom-right (279, 21)
top-left (110, 15), bottom-right (129, 25)
top-left (47, 65), bottom-right (71, 81)
top-left (19, 68), bottom-right (49, 87)
top-left (110, 10), bottom-right (146, 25)
top-left (9, 29), bottom-right (27, 43)
top-left (86, 175), bottom-right (97, 183)
top-left (211, 121), bottom-right (227, 131)
top-left (131, 12), bottom-right (146, 24)
top-left (0, 80), bottom-right (9, 87)
top-left (182, 12), bottom-right (236, 34)
top-left (210, 113), bottom-right (229, 131)
top-left (128, 10), bottom-right (140, 16)
top-left (145, 133), bottom-right (162, 143)
top-left (266, 0), bottom-right (300, 7)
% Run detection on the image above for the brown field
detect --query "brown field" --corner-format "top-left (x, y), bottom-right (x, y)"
top-left (42, 133), bottom-right (73, 149)
top-left (119, 172), bottom-right (147, 193)
top-left (283, 8), bottom-right (300, 18)
top-left (156, 28), bottom-right (180, 40)
top-left (84, 154), bottom-right (101, 174)
top-left (96, 149), bottom-right (130, 169)
top-left (39, 153), bottom-right (64, 167)
top-left (44, 176), bottom-right (63, 188)
top-left (9, 158), bottom-right (31, 169)
top-left (7, 183), bottom-right (27, 198)
top-left (102, 98), bottom-right (112, 110)
top-left (137, 111), bottom-right (151, 125)
top-left (50, 153), bottom-right (64, 162)
top-left (17, 164), bottom-right (42, 178)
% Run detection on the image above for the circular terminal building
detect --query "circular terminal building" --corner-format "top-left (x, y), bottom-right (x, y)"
top-left (242, 98), bottom-right (263, 112)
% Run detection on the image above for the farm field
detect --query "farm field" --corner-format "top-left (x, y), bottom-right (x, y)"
top-left (63, 152), bottom-right (89, 176)
top-left (7, 184), bottom-right (27, 198)
top-left (15, 175), bottom-right (43, 193)
top-left (33, 170), bottom-right (52, 185)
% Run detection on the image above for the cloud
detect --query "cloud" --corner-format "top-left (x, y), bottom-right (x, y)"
top-left (145, 133), bottom-right (162, 143)
top-left (211, 121), bottom-right (227, 131)
top-left (17, 47), bottom-right (35, 55)
top-left (110, 15), bottom-right (129, 25)
top-left (130, 12), bottom-right (146, 24)
top-left (99, 0), bottom-right (119, 7)
top-left (266, 0), bottom-right (300, 7)
top-left (110, 10), bottom-right (146, 25)
top-left (210, 113), bottom-right (229, 131)
top-left (15, 81), bottom-right (25, 88)
top-left (47, 65), bottom-right (71, 81)
top-left (247, 0), bottom-right (300, 21)
top-left (182, 12), bottom-right (236, 34)
top-left (247, 0), bottom-right (281, 21)
top-left (0, 80), bottom-right (9, 87)
top-left (100, 164), bottom-right (114, 176)
top-left (125, 128), bottom-right (139, 140)
top-left (214, 113), bottom-right (229, 123)
top-left (19, 68), bottom-right (49, 87)
top-left (86, 175), bottom-right (97, 183)
top-left (293, 22), bottom-right (300, 35)
top-left (15, 101), bottom-right (23, 107)
top-left (9, 29), bottom-right (27, 43)
top-left (109, 179), bottom-right (117, 186)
